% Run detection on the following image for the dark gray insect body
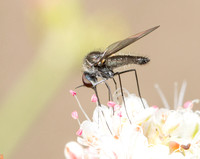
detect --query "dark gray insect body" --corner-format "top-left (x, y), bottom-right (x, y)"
top-left (105, 55), bottom-right (150, 70)
top-left (82, 26), bottom-right (159, 87)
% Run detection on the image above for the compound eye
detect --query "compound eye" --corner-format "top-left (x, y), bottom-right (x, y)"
top-left (82, 73), bottom-right (93, 88)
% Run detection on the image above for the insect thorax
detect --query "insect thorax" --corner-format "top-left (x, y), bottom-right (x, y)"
top-left (83, 51), bottom-right (103, 73)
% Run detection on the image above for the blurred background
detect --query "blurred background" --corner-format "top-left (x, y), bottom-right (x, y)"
top-left (1, 0), bottom-right (200, 158)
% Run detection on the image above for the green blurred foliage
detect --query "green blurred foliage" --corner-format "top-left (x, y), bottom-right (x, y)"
top-left (0, 0), bottom-right (128, 157)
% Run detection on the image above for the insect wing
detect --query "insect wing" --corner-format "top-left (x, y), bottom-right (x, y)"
top-left (102, 25), bottom-right (160, 60)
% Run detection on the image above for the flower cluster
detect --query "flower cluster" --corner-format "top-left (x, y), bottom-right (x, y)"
top-left (65, 83), bottom-right (200, 159)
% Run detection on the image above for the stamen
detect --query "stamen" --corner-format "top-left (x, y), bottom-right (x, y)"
top-left (91, 94), bottom-right (97, 103)
top-left (151, 105), bottom-right (158, 109)
top-left (177, 81), bottom-right (187, 107)
top-left (180, 143), bottom-right (191, 150)
top-left (169, 141), bottom-right (180, 154)
top-left (70, 90), bottom-right (76, 96)
top-left (76, 129), bottom-right (83, 136)
top-left (154, 84), bottom-right (170, 109)
top-left (192, 99), bottom-right (200, 106)
top-left (70, 90), bottom-right (91, 122)
top-left (135, 125), bottom-right (143, 134)
top-left (107, 101), bottom-right (116, 107)
top-left (174, 82), bottom-right (178, 109)
top-left (183, 101), bottom-right (192, 109)
top-left (71, 111), bottom-right (81, 126)
top-left (184, 99), bottom-right (200, 109)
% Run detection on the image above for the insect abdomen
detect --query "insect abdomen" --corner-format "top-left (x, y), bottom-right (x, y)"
top-left (105, 55), bottom-right (150, 69)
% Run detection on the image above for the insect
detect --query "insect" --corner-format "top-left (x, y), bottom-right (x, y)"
top-left (80, 26), bottom-right (159, 122)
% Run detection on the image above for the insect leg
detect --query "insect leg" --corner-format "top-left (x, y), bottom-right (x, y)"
top-left (93, 85), bottom-right (113, 135)
top-left (104, 81), bottom-right (115, 114)
top-left (94, 75), bottom-right (113, 102)
top-left (112, 78), bottom-right (118, 91)
top-left (114, 69), bottom-right (146, 109)
top-left (115, 72), bottom-right (132, 124)
top-left (97, 70), bottom-right (113, 102)
top-left (93, 78), bottom-right (107, 86)
top-left (104, 81), bottom-right (113, 101)
top-left (93, 78), bottom-right (112, 102)
top-left (112, 78), bottom-right (119, 102)
top-left (93, 85), bottom-right (101, 107)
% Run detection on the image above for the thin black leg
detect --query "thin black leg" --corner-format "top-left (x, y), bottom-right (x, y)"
top-left (93, 85), bottom-right (113, 135)
top-left (104, 81), bottom-right (113, 101)
top-left (93, 86), bottom-right (101, 107)
top-left (112, 78), bottom-right (117, 91)
top-left (97, 73), bottom-right (113, 102)
top-left (93, 86), bottom-right (100, 129)
top-left (114, 69), bottom-right (146, 109)
top-left (116, 73), bottom-right (132, 124)
top-left (112, 77), bottom-right (119, 102)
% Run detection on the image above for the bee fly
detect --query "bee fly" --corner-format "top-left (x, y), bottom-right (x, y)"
top-left (79, 26), bottom-right (159, 121)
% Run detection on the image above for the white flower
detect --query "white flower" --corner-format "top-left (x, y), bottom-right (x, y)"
top-left (66, 82), bottom-right (200, 159)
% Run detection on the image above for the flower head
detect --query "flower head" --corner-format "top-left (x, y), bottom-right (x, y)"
top-left (66, 82), bottom-right (200, 158)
